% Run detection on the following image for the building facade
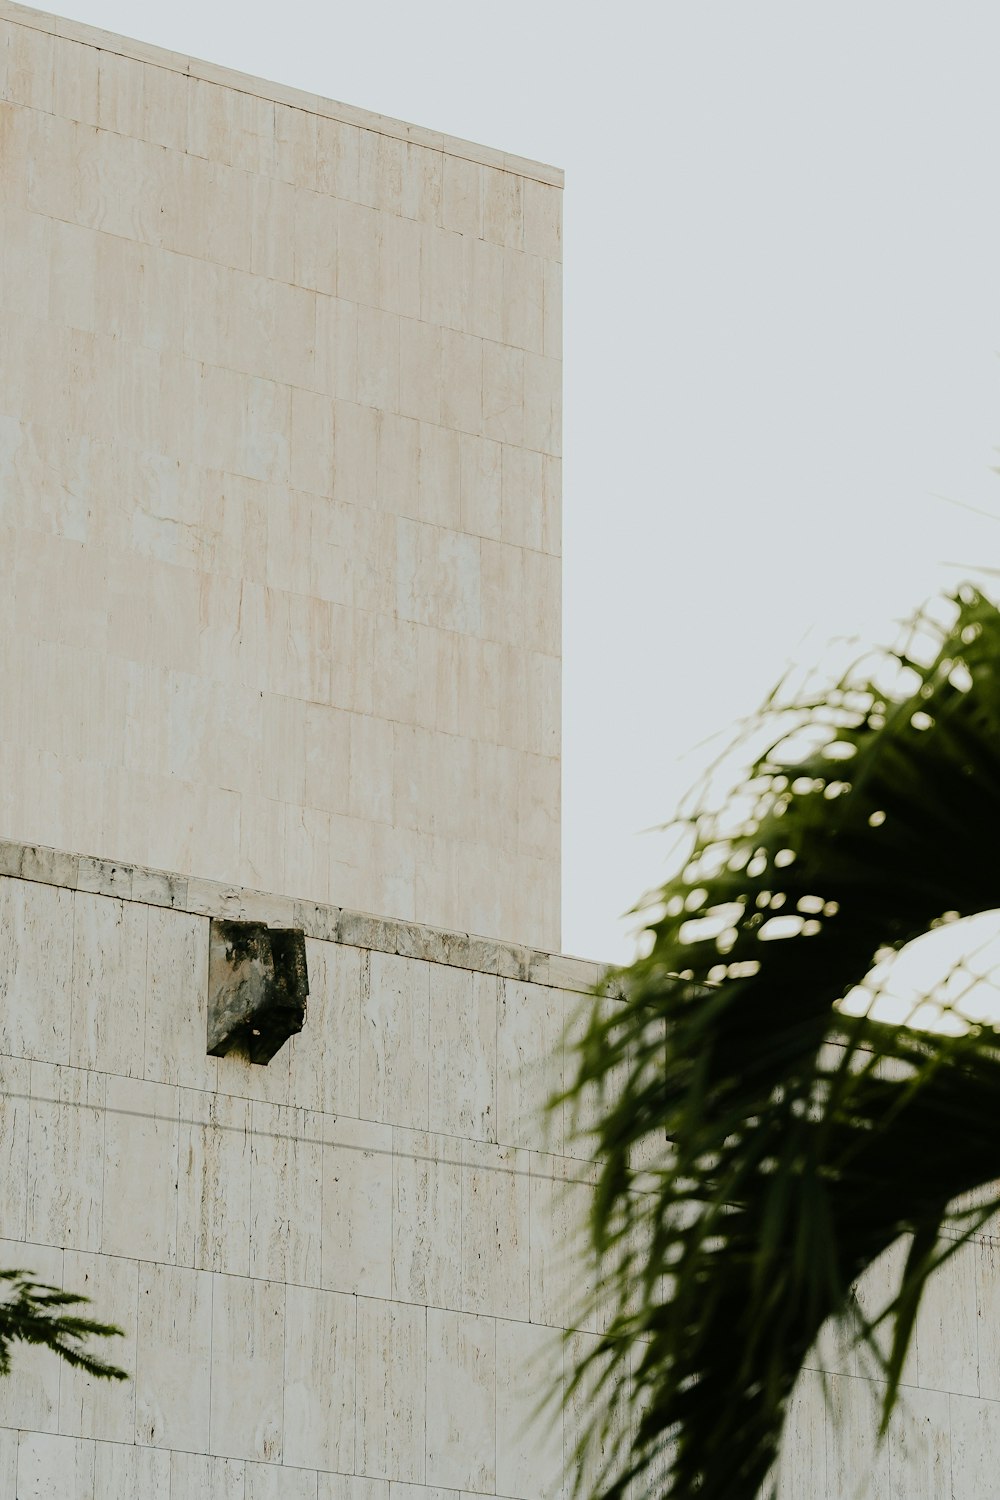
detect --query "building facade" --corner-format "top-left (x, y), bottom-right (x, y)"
top-left (0, 837), bottom-right (606, 1499)
top-left (0, 5), bottom-right (996, 1499)
top-left (0, 0), bottom-right (562, 952)
top-left (0, 6), bottom-right (582, 1496)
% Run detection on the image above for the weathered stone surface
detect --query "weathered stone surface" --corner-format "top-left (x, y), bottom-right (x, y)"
top-left (206, 920), bottom-right (308, 1064)
top-left (526, 950), bottom-right (551, 986)
top-left (426, 1308), bottom-right (496, 1490)
top-left (462, 936), bottom-right (503, 975)
top-left (0, 0), bottom-right (562, 952)
top-left (19, 844), bottom-right (77, 888)
top-left (338, 909), bottom-right (399, 954)
top-left (189, 882), bottom-right (296, 927)
top-left (0, 877), bottom-right (74, 1065)
top-left (70, 892), bottom-right (147, 1078)
top-left (361, 952), bottom-right (430, 1129)
top-left (4, 839), bottom-right (993, 1495)
top-left (287, 939), bottom-right (361, 1115)
top-left (131, 867), bottom-right (189, 910)
top-left (175, 1088), bottom-right (252, 1275)
top-left (546, 952), bottom-right (602, 994)
top-left (496, 943), bottom-right (534, 981)
top-left (496, 1319), bottom-right (564, 1500)
top-left (292, 899), bottom-right (342, 942)
top-left (0, 838), bottom-right (590, 997)
top-left (210, 1274), bottom-right (284, 1463)
top-left (428, 968), bottom-right (497, 1141)
top-left (496, 979), bottom-right (565, 1153)
top-left (77, 855), bottom-right (133, 898)
top-left (395, 920), bottom-right (467, 967)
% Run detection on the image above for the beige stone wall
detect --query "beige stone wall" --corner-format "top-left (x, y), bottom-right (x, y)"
top-left (776, 1214), bottom-right (1000, 1497)
top-left (0, 3), bottom-right (562, 949)
top-left (0, 844), bottom-right (606, 1500)
top-left (6, 835), bottom-right (998, 1500)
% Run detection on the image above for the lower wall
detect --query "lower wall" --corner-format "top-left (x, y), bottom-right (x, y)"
top-left (777, 1228), bottom-right (1000, 1500)
top-left (1, 840), bottom-right (993, 1499)
top-left (0, 845), bottom-right (608, 1500)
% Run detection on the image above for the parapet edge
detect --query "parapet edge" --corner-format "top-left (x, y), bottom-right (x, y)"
top-left (0, 0), bottom-right (565, 186)
top-left (0, 837), bottom-right (616, 997)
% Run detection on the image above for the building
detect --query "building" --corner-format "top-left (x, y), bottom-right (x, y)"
top-left (0, 4), bottom-right (593, 1496)
top-left (0, 4), bottom-right (994, 1497)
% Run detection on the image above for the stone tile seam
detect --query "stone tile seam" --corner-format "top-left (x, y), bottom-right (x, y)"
top-left (7, 273), bottom-right (563, 363)
top-left (6, 105), bottom-right (563, 268)
top-left (7, 1427), bottom-right (513, 1491)
top-left (0, 1232), bottom-right (599, 1343)
top-left (0, 1421), bottom-right (557, 1500)
top-left (4, 359), bottom-right (563, 474)
top-left (0, 647), bottom-right (562, 742)
top-left (0, 3), bottom-right (565, 187)
top-left (4, 362), bottom-right (563, 473)
top-left (8, 218), bottom-right (564, 341)
top-left (0, 839), bottom-right (613, 994)
top-left (4, 583), bottom-right (563, 681)
top-left (797, 1363), bottom-right (926, 1394)
top-left (798, 1366), bottom-right (1000, 1412)
top-left (5, 1081), bottom-right (599, 1184)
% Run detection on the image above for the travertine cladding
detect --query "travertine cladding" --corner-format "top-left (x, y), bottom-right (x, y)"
top-left (0, 844), bottom-right (612, 1499)
top-left (1, 877), bottom-right (996, 1500)
top-left (0, 2), bottom-right (563, 949)
top-left (775, 1229), bottom-right (1000, 1500)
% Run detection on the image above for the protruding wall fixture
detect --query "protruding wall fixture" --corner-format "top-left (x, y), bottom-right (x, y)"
top-left (207, 920), bottom-right (308, 1064)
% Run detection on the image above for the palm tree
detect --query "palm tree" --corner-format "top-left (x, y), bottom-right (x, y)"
top-left (0, 1268), bottom-right (126, 1381)
top-left (559, 584), bottom-right (1000, 1500)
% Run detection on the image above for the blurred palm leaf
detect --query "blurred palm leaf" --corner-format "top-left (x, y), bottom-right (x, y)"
top-left (0, 1269), bottom-right (126, 1380)
top-left (560, 585), bottom-right (1000, 1500)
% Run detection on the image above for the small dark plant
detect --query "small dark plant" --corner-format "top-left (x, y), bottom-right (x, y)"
top-left (0, 1268), bottom-right (127, 1380)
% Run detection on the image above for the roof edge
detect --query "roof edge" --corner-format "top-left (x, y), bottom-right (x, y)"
top-left (0, 837), bottom-right (614, 996)
top-left (0, 0), bottom-right (565, 186)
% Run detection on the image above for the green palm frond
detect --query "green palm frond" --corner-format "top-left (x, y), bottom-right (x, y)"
top-left (559, 585), bottom-right (1000, 1500)
top-left (0, 1269), bottom-right (127, 1381)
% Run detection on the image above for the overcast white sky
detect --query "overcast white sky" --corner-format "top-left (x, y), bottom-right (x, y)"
top-left (44, 0), bottom-right (1000, 962)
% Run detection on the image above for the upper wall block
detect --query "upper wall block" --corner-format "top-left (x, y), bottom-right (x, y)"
top-left (0, 2), bottom-right (563, 950)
